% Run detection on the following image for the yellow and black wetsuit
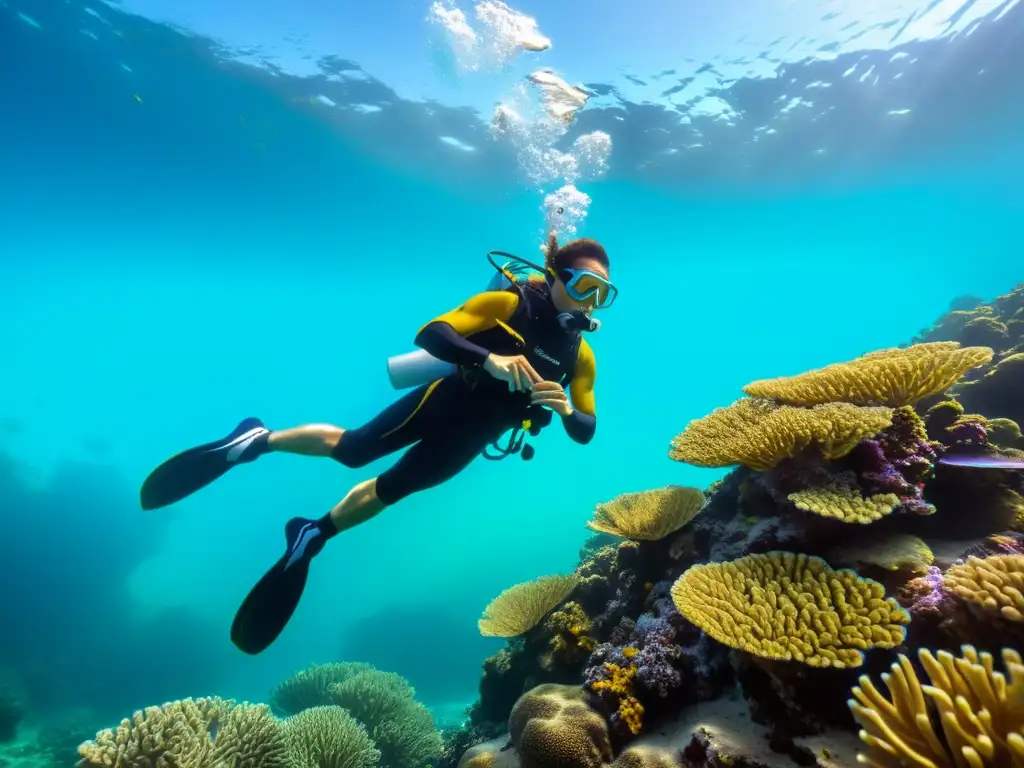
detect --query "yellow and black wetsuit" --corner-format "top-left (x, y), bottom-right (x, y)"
top-left (331, 282), bottom-right (597, 505)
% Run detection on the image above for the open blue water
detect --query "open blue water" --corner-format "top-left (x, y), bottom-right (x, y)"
top-left (0, 0), bottom-right (1020, 734)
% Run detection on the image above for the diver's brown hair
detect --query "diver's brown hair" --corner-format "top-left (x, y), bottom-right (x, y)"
top-left (545, 234), bottom-right (610, 275)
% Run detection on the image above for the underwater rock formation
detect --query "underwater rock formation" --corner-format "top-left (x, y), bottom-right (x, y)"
top-left (447, 282), bottom-right (1024, 768)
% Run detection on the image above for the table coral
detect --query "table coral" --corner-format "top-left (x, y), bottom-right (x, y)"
top-left (787, 472), bottom-right (900, 524)
top-left (670, 552), bottom-right (909, 668)
top-left (479, 574), bottom-right (581, 637)
top-left (742, 341), bottom-right (993, 407)
top-left (669, 397), bottom-right (894, 471)
top-left (587, 486), bottom-right (706, 541)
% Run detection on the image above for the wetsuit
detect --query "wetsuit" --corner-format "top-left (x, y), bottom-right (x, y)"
top-left (330, 282), bottom-right (597, 505)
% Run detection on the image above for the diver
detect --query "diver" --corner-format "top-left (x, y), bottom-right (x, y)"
top-left (139, 233), bottom-right (617, 655)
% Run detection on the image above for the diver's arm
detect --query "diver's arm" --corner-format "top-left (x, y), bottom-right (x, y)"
top-left (563, 340), bottom-right (597, 444)
top-left (414, 291), bottom-right (520, 367)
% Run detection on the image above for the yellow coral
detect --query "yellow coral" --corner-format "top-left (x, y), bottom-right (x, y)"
top-left (587, 485), bottom-right (706, 540)
top-left (590, 663), bottom-right (636, 697)
top-left (742, 341), bottom-right (994, 407)
top-left (787, 471), bottom-right (901, 524)
top-left (590, 665), bottom-right (644, 735)
top-left (849, 645), bottom-right (1024, 768)
top-left (670, 552), bottom-right (909, 668)
top-left (825, 532), bottom-right (934, 576)
top-left (669, 397), bottom-right (894, 471)
top-left (77, 697), bottom-right (289, 768)
top-left (478, 574), bottom-right (580, 637)
top-left (944, 554), bottom-right (1024, 622)
top-left (617, 696), bottom-right (645, 736)
top-left (541, 602), bottom-right (597, 670)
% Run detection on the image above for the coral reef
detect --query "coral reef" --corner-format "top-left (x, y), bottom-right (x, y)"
top-left (445, 282), bottom-right (1024, 768)
top-left (75, 662), bottom-right (442, 768)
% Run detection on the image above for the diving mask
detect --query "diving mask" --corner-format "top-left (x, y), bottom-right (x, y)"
top-left (557, 267), bottom-right (618, 309)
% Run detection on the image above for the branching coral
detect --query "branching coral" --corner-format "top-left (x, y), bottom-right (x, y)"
top-left (669, 397), bottom-right (894, 471)
top-left (944, 554), bottom-right (1024, 622)
top-left (587, 486), bottom-right (706, 541)
top-left (742, 341), bottom-right (994, 407)
top-left (849, 645), bottom-right (1024, 767)
top-left (478, 574), bottom-right (581, 637)
top-left (284, 705), bottom-right (381, 768)
top-left (77, 697), bottom-right (290, 768)
top-left (670, 552), bottom-right (910, 668)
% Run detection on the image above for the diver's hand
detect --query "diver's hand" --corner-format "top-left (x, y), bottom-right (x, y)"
top-left (530, 380), bottom-right (573, 417)
top-left (483, 353), bottom-right (543, 392)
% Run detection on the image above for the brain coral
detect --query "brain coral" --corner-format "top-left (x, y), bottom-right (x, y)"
top-left (849, 645), bottom-right (1024, 767)
top-left (508, 684), bottom-right (613, 768)
top-left (742, 341), bottom-right (993, 407)
top-left (587, 485), bottom-right (706, 540)
top-left (669, 397), bottom-right (894, 471)
top-left (669, 552), bottom-right (909, 668)
top-left (944, 554), bottom-right (1024, 622)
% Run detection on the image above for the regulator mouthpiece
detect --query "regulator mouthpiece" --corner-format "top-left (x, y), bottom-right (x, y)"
top-left (557, 310), bottom-right (601, 333)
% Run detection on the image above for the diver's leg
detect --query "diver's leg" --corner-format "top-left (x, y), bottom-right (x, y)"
top-left (266, 424), bottom-right (344, 456)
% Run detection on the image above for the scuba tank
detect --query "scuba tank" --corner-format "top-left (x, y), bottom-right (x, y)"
top-left (386, 252), bottom-right (548, 390)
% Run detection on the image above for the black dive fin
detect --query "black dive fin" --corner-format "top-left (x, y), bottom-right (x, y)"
top-left (140, 417), bottom-right (267, 510)
top-left (230, 517), bottom-right (321, 655)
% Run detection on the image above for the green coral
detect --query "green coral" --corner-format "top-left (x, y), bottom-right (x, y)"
top-left (270, 662), bottom-right (374, 716)
top-left (283, 706), bottom-right (380, 768)
top-left (328, 668), bottom-right (443, 768)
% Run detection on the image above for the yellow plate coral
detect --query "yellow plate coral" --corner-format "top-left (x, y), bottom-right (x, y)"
top-left (669, 552), bottom-right (910, 668)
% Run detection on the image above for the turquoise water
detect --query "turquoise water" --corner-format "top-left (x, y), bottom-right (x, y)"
top-left (0, 0), bottom-right (1020, 747)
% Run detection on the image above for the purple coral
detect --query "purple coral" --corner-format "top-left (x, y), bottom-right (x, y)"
top-left (845, 407), bottom-right (940, 516)
top-left (584, 589), bottom-right (726, 716)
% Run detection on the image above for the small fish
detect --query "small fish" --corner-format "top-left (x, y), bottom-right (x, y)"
top-left (133, 93), bottom-right (143, 103)
top-left (938, 454), bottom-right (1024, 470)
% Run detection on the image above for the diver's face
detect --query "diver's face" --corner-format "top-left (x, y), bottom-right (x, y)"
top-left (551, 256), bottom-right (610, 314)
